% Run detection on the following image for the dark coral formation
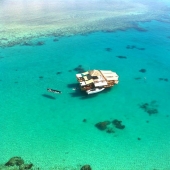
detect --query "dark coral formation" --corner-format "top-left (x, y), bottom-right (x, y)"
top-left (5, 157), bottom-right (33, 170)
top-left (105, 47), bottom-right (112, 52)
top-left (80, 33), bottom-right (90, 36)
top-left (139, 100), bottom-right (158, 115)
top-left (53, 38), bottom-right (59, 42)
top-left (126, 45), bottom-right (145, 50)
top-left (126, 45), bottom-right (136, 49)
top-left (19, 163), bottom-right (33, 170)
top-left (116, 55), bottom-right (127, 59)
top-left (56, 72), bottom-right (62, 75)
top-left (106, 128), bottom-right (115, 133)
top-left (36, 41), bottom-right (45, 46)
top-left (21, 41), bottom-right (45, 46)
top-left (134, 26), bottom-right (148, 32)
top-left (147, 109), bottom-right (158, 115)
top-left (95, 121), bottom-right (111, 130)
top-left (83, 119), bottom-right (87, 122)
top-left (139, 69), bottom-right (146, 73)
top-left (112, 119), bottom-right (125, 129)
top-left (22, 42), bottom-right (32, 46)
top-left (80, 165), bottom-right (92, 170)
top-left (74, 65), bottom-right (85, 73)
top-left (5, 157), bottom-right (24, 166)
top-left (159, 78), bottom-right (168, 82)
top-left (103, 30), bottom-right (114, 33)
top-left (95, 119), bottom-right (125, 133)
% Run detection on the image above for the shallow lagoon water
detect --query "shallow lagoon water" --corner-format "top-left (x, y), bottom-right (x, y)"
top-left (0, 1), bottom-right (170, 170)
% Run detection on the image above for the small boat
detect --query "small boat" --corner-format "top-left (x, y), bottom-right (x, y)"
top-left (76, 70), bottom-right (119, 95)
top-left (47, 88), bottom-right (62, 94)
top-left (86, 88), bottom-right (105, 94)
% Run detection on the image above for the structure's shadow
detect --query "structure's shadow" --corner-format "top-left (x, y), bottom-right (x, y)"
top-left (42, 94), bottom-right (56, 100)
top-left (69, 90), bottom-right (98, 99)
top-left (67, 83), bottom-right (79, 89)
top-left (68, 83), bottom-right (113, 99)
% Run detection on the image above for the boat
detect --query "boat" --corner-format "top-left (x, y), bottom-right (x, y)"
top-left (76, 70), bottom-right (119, 94)
top-left (86, 87), bottom-right (105, 94)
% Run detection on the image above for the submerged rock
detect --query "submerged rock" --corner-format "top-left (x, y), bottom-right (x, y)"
top-left (80, 165), bottom-right (92, 170)
top-left (5, 156), bottom-right (24, 166)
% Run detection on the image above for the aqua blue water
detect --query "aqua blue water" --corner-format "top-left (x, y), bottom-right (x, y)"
top-left (0, 20), bottom-right (170, 169)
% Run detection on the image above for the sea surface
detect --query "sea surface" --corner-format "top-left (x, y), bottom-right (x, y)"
top-left (0, 1), bottom-right (170, 170)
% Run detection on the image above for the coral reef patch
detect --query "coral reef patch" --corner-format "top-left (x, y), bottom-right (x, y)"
top-left (139, 100), bottom-right (159, 115)
top-left (80, 165), bottom-right (92, 170)
top-left (4, 157), bottom-right (33, 170)
top-left (95, 119), bottom-right (125, 133)
top-left (112, 119), bottom-right (125, 129)
top-left (95, 121), bottom-right (111, 130)
top-left (159, 78), bottom-right (168, 82)
top-left (21, 42), bottom-right (33, 46)
top-left (36, 41), bottom-right (45, 46)
top-left (5, 157), bottom-right (24, 166)
top-left (19, 164), bottom-right (33, 170)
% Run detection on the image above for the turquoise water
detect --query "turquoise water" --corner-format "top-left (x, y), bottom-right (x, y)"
top-left (1, 20), bottom-right (170, 169)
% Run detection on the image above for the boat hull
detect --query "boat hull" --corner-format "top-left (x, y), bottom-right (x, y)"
top-left (86, 88), bottom-right (105, 94)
